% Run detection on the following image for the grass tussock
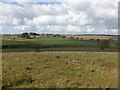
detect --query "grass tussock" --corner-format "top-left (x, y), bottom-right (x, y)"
top-left (2, 52), bottom-right (118, 88)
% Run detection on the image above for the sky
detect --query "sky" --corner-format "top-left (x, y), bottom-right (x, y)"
top-left (0, 0), bottom-right (119, 35)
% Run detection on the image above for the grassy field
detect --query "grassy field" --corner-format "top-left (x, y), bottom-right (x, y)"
top-left (66, 35), bottom-right (119, 40)
top-left (1, 35), bottom-right (119, 88)
top-left (2, 36), bottom-right (119, 52)
top-left (2, 52), bottom-right (118, 88)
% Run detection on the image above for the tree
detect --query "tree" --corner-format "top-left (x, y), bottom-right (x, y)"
top-left (98, 40), bottom-right (110, 51)
top-left (90, 39), bottom-right (94, 41)
top-left (76, 37), bottom-right (79, 40)
top-left (21, 32), bottom-right (30, 39)
top-left (80, 38), bottom-right (83, 40)
top-left (96, 39), bottom-right (100, 42)
top-left (29, 32), bottom-right (34, 35)
top-left (62, 36), bottom-right (66, 38)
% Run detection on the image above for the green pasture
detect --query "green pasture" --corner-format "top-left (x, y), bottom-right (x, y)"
top-left (2, 37), bottom-right (119, 52)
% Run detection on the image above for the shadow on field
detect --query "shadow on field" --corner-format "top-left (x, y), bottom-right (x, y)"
top-left (2, 38), bottom-right (119, 52)
top-left (2, 44), bottom-right (118, 52)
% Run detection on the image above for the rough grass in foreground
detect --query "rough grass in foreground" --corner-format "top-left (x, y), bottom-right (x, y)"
top-left (2, 52), bottom-right (118, 88)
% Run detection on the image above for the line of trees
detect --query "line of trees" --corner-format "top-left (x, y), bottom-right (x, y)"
top-left (20, 32), bottom-right (66, 39)
top-left (20, 33), bottom-right (30, 39)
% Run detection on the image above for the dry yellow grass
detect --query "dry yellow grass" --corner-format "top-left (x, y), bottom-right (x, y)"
top-left (2, 52), bottom-right (118, 88)
top-left (66, 35), bottom-right (117, 40)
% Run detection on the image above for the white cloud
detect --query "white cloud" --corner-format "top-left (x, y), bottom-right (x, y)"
top-left (33, 15), bottom-right (55, 25)
top-left (31, 4), bottom-right (68, 15)
top-left (111, 29), bottom-right (118, 34)
top-left (86, 26), bottom-right (94, 33)
top-left (36, 25), bottom-right (66, 34)
top-left (65, 1), bottom-right (91, 11)
top-left (0, 16), bottom-right (21, 25)
top-left (15, 25), bottom-right (31, 32)
top-left (30, 11), bottom-right (90, 26)
top-left (67, 25), bottom-right (81, 33)
top-left (0, 1), bottom-right (118, 35)
top-left (90, 2), bottom-right (118, 20)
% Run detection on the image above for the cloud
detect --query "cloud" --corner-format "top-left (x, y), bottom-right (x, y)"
top-left (65, 1), bottom-right (91, 11)
top-left (14, 25), bottom-right (31, 32)
top-left (33, 15), bottom-right (55, 25)
top-left (31, 4), bottom-right (68, 15)
top-left (86, 26), bottom-right (95, 33)
top-left (0, 16), bottom-right (21, 25)
top-left (0, 1), bottom-right (118, 35)
top-left (29, 11), bottom-right (90, 26)
top-left (67, 25), bottom-right (81, 33)
top-left (90, 2), bottom-right (118, 20)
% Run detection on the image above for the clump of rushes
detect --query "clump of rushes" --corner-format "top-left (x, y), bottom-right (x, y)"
top-left (56, 56), bottom-right (60, 58)
top-left (91, 69), bottom-right (95, 72)
top-left (25, 67), bottom-right (32, 70)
